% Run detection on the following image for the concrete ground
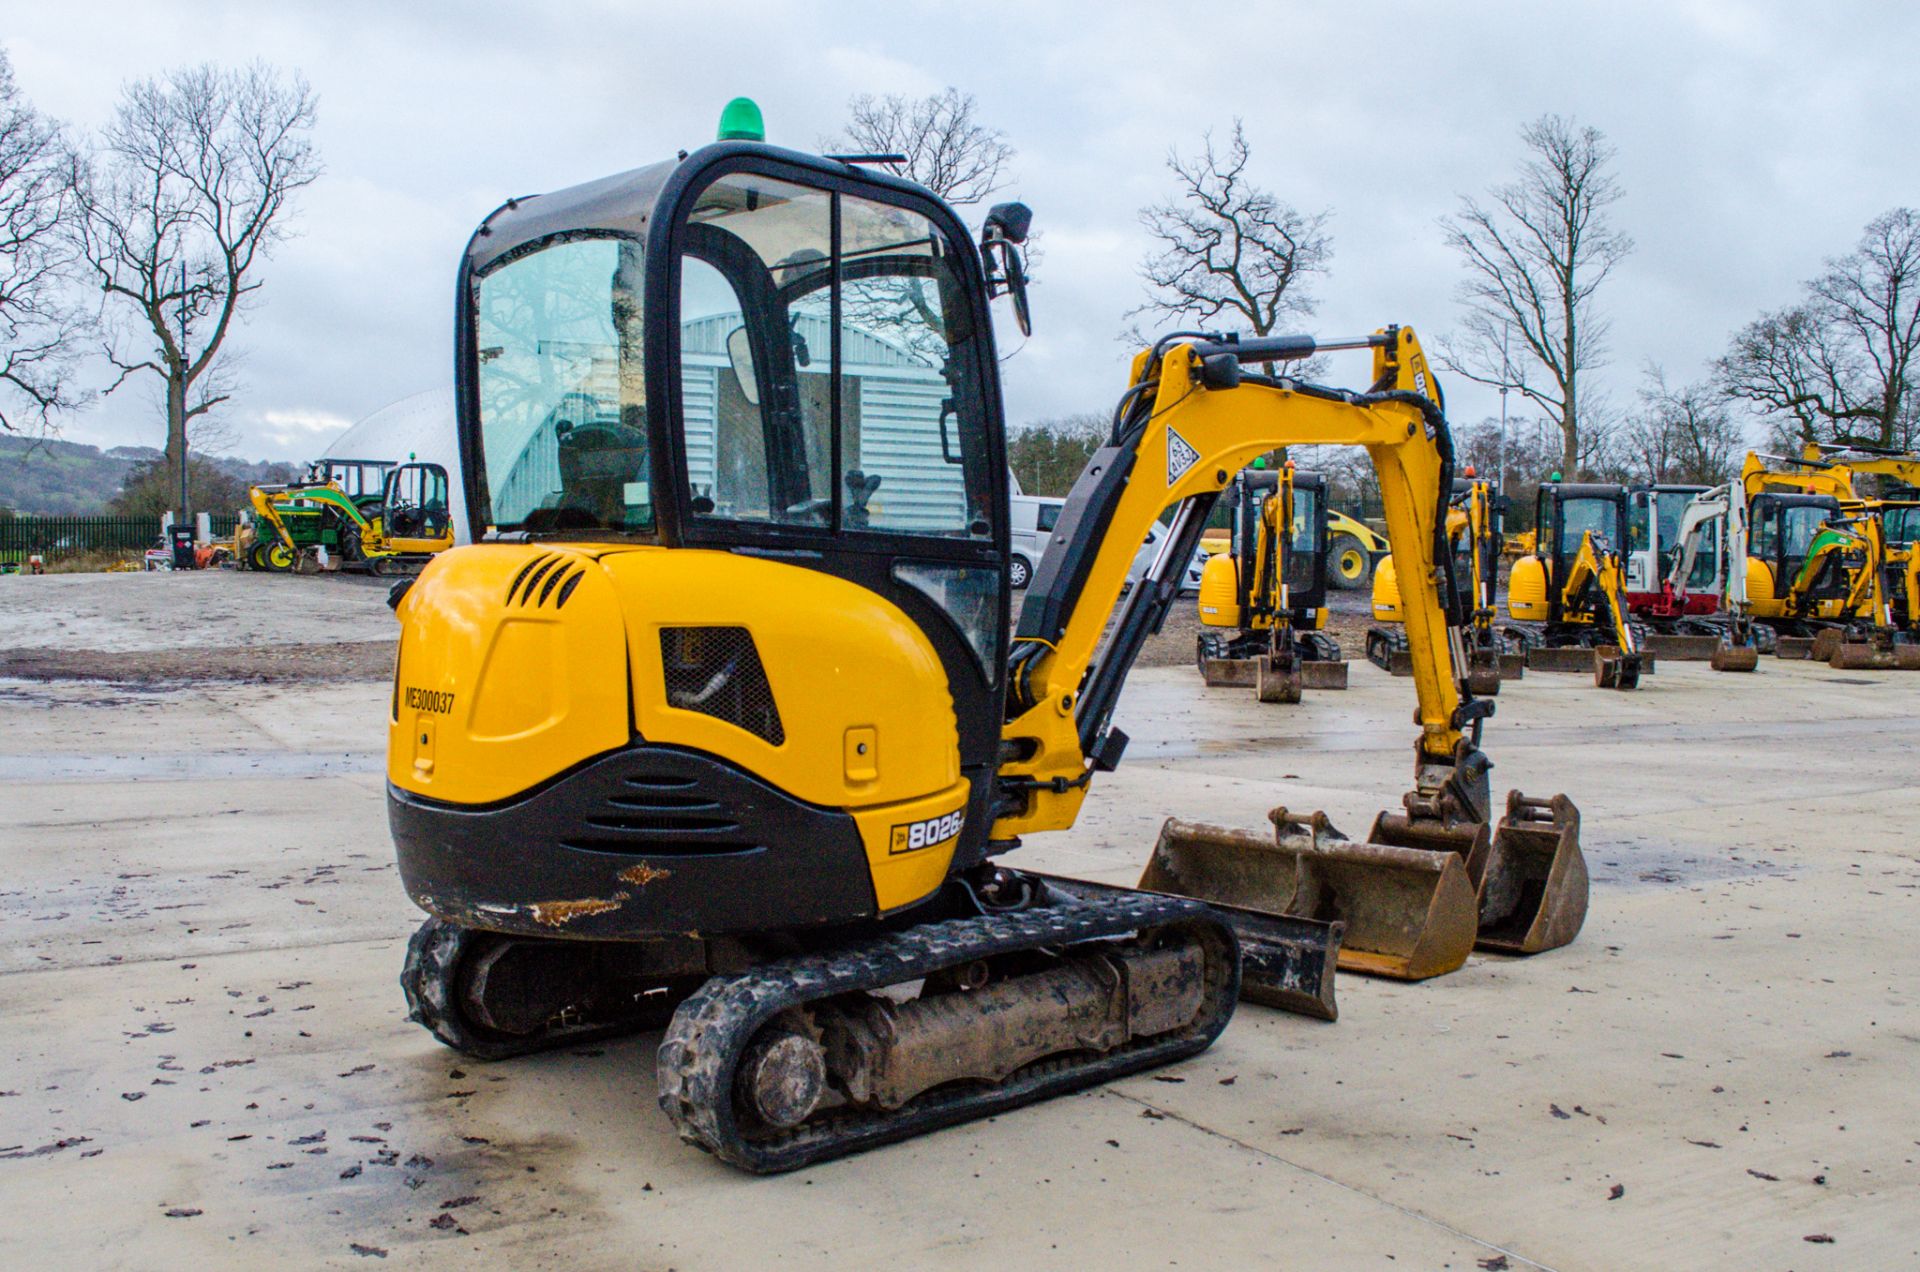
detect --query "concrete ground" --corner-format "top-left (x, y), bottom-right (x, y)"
top-left (1, 573), bottom-right (1916, 1269)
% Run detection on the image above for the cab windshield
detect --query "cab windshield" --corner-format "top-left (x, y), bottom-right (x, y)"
top-left (1558, 497), bottom-right (1619, 554)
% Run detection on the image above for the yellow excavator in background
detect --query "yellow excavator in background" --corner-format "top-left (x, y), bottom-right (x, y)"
top-left (1502, 482), bottom-right (1646, 688)
top-left (385, 106), bottom-right (1588, 1173)
top-left (1368, 472), bottom-right (1522, 693)
top-left (1195, 461), bottom-right (1348, 701)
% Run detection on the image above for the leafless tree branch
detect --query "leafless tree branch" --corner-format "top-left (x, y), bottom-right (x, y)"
top-left (1128, 120), bottom-right (1331, 341)
top-left (825, 88), bottom-right (1014, 208)
top-left (65, 60), bottom-right (319, 514)
top-left (1438, 114), bottom-right (1632, 475)
top-left (0, 50), bottom-right (88, 434)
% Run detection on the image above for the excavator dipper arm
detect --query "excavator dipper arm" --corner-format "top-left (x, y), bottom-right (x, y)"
top-left (993, 326), bottom-right (1477, 842)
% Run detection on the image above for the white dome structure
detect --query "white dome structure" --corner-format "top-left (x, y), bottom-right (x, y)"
top-left (322, 387), bottom-right (468, 544)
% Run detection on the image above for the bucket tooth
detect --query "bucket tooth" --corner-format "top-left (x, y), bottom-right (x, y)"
top-left (1131, 827), bottom-right (1341, 1019)
top-left (1472, 793), bottom-right (1588, 956)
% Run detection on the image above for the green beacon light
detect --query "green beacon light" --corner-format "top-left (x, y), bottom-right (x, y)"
top-left (1251, 456), bottom-right (1267, 469)
top-left (717, 97), bottom-right (765, 143)
top-left (1549, 470), bottom-right (1563, 482)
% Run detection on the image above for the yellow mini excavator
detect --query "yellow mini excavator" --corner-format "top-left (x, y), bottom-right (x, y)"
top-left (1194, 462), bottom-right (1348, 701)
top-left (1502, 482), bottom-right (1646, 688)
top-left (387, 106), bottom-right (1587, 1173)
top-left (1368, 472), bottom-right (1521, 693)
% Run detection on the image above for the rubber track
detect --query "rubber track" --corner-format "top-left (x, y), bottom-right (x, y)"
top-left (400, 917), bottom-right (646, 1060)
top-left (1366, 625), bottom-right (1409, 671)
top-left (656, 893), bottom-right (1240, 1174)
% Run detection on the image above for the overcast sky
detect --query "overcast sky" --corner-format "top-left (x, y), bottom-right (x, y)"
top-left (7, 1), bottom-right (1916, 461)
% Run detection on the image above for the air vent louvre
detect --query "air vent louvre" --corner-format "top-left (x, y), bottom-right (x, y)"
top-left (658, 627), bottom-right (784, 745)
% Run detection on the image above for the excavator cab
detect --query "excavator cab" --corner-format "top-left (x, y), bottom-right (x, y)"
top-left (1504, 482), bottom-right (1644, 687)
top-left (1747, 492), bottom-right (1852, 618)
top-left (1194, 465), bottom-right (1345, 698)
top-left (379, 462), bottom-right (456, 556)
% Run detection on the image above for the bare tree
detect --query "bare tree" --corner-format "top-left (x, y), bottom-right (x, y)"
top-left (1717, 208), bottom-right (1920, 451)
top-left (0, 50), bottom-right (86, 433)
top-left (1616, 364), bottom-right (1745, 485)
top-left (1440, 115), bottom-right (1633, 476)
top-left (66, 62), bottom-right (319, 516)
top-left (825, 88), bottom-right (1013, 207)
top-left (1131, 120), bottom-right (1330, 339)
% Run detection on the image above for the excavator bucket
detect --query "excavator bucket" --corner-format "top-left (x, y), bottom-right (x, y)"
top-left (1592, 644), bottom-right (1641, 689)
top-left (1255, 652), bottom-right (1302, 703)
top-left (1472, 793), bottom-right (1588, 955)
top-left (1465, 647), bottom-right (1523, 695)
top-left (1143, 812), bottom-right (1479, 982)
top-left (1830, 637), bottom-right (1920, 671)
top-left (1710, 638), bottom-right (1760, 672)
top-left (1809, 628), bottom-right (1844, 662)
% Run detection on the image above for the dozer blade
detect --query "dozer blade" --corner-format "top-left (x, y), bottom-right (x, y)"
top-left (1201, 657), bottom-right (1258, 688)
top-left (1774, 634), bottom-right (1816, 659)
top-left (1048, 867), bottom-right (1340, 1021)
top-left (1830, 639), bottom-right (1920, 671)
top-left (1299, 660), bottom-right (1350, 690)
top-left (1644, 633), bottom-right (1721, 661)
top-left (1142, 813), bottom-right (1479, 983)
top-left (1525, 644), bottom-right (1600, 674)
top-left (1472, 793), bottom-right (1588, 955)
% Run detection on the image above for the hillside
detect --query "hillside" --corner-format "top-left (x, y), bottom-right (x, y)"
top-left (0, 435), bottom-right (299, 515)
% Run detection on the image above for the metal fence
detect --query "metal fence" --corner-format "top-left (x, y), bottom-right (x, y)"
top-left (0, 514), bottom-right (240, 560)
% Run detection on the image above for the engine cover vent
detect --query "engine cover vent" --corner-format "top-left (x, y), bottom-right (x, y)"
top-left (659, 627), bottom-right (785, 745)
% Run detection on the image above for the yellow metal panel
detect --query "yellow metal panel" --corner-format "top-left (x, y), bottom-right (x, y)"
top-left (1507, 556), bottom-right (1549, 620)
top-left (1196, 553), bottom-right (1241, 627)
top-left (602, 549), bottom-right (958, 810)
top-left (1371, 554), bottom-right (1403, 621)
top-left (388, 544), bottom-right (631, 805)
top-left (852, 779), bottom-right (972, 913)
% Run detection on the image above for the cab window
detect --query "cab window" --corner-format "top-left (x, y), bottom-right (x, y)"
top-left (1558, 498), bottom-right (1617, 554)
top-left (676, 170), bottom-right (994, 541)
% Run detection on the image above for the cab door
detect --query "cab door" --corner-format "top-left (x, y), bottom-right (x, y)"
top-left (382, 462), bottom-right (455, 555)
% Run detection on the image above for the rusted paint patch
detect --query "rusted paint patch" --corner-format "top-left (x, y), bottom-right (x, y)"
top-left (529, 895), bottom-right (626, 927)
top-left (619, 864), bottom-right (672, 887)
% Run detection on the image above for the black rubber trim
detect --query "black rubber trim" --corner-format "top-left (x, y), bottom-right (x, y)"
top-left (391, 743), bottom-right (878, 939)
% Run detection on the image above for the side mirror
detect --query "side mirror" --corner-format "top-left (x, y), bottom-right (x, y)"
top-left (981, 203), bottom-right (1034, 338)
top-left (725, 326), bottom-right (760, 405)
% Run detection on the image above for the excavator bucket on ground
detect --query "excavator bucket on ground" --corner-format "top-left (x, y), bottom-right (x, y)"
top-left (1463, 647), bottom-right (1524, 696)
top-left (1143, 791), bottom-right (1591, 981)
top-left (1593, 644), bottom-right (1641, 689)
top-left (1472, 793), bottom-right (1588, 955)
top-left (1253, 650), bottom-right (1349, 701)
top-left (1710, 638), bottom-right (1760, 671)
top-left (1144, 811), bottom-right (1480, 982)
top-left (1829, 636), bottom-right (1920, 670)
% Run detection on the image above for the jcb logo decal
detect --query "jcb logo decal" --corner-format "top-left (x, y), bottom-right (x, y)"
top-left (889, 809), bottom-right (965, 856)
top-left (405, 687), bottom-right (456, 714)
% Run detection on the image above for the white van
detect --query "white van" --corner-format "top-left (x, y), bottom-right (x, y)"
top-left (1009, 494), bottom-right (1065, 589)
